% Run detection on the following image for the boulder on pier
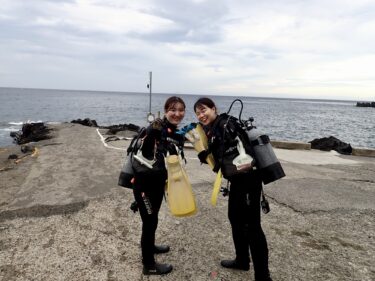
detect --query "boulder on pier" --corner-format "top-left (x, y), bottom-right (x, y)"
top-left (309, 136), bottom-right (352, 155)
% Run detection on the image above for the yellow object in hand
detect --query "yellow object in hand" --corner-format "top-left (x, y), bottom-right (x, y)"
top-left (185, 123), bottom-right (215, 169)
top-left (166, 155), bottom-right (197, 217)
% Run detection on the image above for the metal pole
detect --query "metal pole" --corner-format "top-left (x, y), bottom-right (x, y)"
top-left (149, 71), bottom-right (152, 113)
top-left (146, 72), bottom-right (155, 123)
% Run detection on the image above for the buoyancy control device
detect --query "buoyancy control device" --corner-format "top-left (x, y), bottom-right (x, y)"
top-left (118, 127), bottom-right (147, 189)
top-left (226, 99), bottom-right (285, 185)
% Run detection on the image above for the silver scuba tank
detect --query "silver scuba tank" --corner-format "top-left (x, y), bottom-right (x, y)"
top-left (244, 119), bottom-right (285, 185)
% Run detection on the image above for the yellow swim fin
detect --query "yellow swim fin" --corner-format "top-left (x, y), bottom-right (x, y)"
top-left (210, 169), bottom-right (223, 206)
top-left (185, 123), bottom-right (215, 169)
top-left (166, 155), bottom-right (197, 217)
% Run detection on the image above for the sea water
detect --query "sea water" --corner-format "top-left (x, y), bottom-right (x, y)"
top-left (0, 87), bottom-right (374, 148)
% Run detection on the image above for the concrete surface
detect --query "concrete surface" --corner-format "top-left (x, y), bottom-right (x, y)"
top-left (352, 147), bottom-right (375, 157)
top-left (0, 123), bottom-right (374, 281)
top-left (271, 140), bottom-right (311, 150)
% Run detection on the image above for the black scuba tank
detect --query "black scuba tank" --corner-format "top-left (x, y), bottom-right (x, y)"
top-left (244, 118), bottom-right (285, 185)
top-left (118, 127), bottom-right (146, 188)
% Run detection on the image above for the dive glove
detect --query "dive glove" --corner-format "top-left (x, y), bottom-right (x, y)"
top-left (198, 150), bottom-right (209, 164)
top-left (151, 118), bottom-right (164, 131)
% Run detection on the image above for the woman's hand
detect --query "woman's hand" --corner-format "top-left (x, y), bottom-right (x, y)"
top-left (198, 150), bottom-right (209, 164)
top-left (151, 118), bottom-right (164, 131)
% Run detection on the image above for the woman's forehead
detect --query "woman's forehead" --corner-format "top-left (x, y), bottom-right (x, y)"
top-left (196, 104), bottom-right (209, 111)
top-left (168, 102), bottom-right (185, 110)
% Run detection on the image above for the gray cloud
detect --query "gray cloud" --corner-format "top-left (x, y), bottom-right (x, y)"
top-left (142, 0), bottom-right (227, 43)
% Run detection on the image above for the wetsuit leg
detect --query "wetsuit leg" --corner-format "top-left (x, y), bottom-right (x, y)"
top-left (228, 172), bottom-right (270, 279)
top-left (228, 177), bottom-right (251, 265)
top-left (246, 172), bottom-right (271, 280)
top-left (133, 175), bottom-right (165, 266)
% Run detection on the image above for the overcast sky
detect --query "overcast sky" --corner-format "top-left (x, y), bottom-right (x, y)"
top-left (1, 0), bottom-right (375, 100)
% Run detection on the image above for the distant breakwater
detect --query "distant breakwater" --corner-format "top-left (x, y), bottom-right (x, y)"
top-left (356, 102), bottom-right (375, 107)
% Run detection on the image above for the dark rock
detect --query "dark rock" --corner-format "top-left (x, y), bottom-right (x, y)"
top-left (8, 154), bottom-right (18, 160)
top-left (309, 136), bottom-right (352, 155)
top-left (356, 102), bottom-right (375, 107)
top-left (105, 136), bottom-right (120, 142)
top-left (71, 118), bottom-right (98, 127)
top-left (21, 145), bottom-right (35, 153)
top-left (10, 123), bottom-right (52, 145)
top-left (100, 123), bottom-right (140, 134)
top-left (9, 131), bottom-right (20, 139)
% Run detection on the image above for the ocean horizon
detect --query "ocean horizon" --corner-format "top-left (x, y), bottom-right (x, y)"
top-left (0, 87), bottom-right (374, 148)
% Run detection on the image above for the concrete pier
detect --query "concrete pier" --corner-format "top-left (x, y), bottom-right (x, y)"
top-left (0, 123), bottom-right (374, 281)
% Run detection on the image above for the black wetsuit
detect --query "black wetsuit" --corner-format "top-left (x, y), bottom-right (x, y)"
top-left (207, 113), bottom-right (271, 280)
top-left (132, 118), bottom-right (184, 266)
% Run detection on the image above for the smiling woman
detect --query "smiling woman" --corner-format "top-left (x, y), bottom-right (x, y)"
top-left (194, 97), bottom-right (218, 126)
top-left (193, 96), bottom-right (274, 281)
top-left (164, 96), bottom-right (186, 125)
top-left (129, 95), bottom-right (187, 275)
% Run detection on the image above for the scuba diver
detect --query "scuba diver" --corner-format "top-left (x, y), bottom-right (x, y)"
top-left (132, 96), bottom-right (186, 275)
top-left (193, 97), bottom-right (273, 281)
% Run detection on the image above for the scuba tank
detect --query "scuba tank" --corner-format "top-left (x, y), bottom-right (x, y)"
top-left (226, 99), bottom-right (285, 185)
top-left (243, 117), bottom-right (285, 184)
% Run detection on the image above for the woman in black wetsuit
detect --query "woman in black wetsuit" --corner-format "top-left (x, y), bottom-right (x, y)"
top-left (193, 97), bottom-right (273, 281)
top-left (133, 96), bottom-right (186, 275)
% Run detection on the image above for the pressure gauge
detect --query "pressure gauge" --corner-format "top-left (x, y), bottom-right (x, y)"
top-left (147, 113), bottom-right (155, 123)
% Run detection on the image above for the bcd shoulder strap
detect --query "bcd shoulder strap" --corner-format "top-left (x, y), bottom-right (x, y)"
top-left (127, 127), bottom-right (147, 155)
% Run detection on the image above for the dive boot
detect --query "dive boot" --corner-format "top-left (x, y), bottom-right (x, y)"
top-left (221, 259), bottom-right (250, 271)
top-left (154, 244), bottom-right (170, 254)
top-left (143, 262), bottom-right (173, 275)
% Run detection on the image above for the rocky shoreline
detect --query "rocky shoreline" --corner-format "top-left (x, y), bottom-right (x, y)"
top-left (7, 119), bottom-right (368, 156)
top-left (1, 122), bottom-right (374, 281)
top-left (356, 101), bottom-right (375, 107)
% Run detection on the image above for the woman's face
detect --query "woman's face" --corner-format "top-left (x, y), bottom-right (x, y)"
top-left (195, 104), bottom-right (217, 126)
top-left (165, 102), bottom-right (185, 125)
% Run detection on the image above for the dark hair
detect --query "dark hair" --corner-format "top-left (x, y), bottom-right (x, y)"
top-left (164, 96), bottom-right (186, 112)
top-left (193, 97), bottom-right (216, 112)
